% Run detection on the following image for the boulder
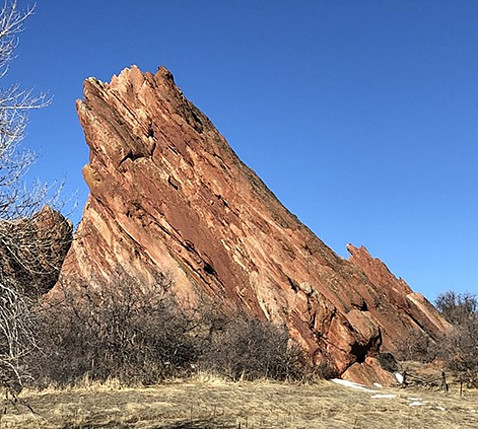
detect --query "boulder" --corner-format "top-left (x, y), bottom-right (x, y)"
top-left (0, 206), bottom-right (73, 297)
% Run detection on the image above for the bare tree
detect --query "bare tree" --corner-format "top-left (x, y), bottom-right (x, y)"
top-left (0, 1), bottom-right (69, 393)
top-left (435, 291), bottom-right (477, 326)
top-left (0, 1), bottom-right (51, 219)
top-left (434, 291), bottom-right (478, 387)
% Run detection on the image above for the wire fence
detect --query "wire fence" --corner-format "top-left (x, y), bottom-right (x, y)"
top-left (400, 369), bottom-right (470, 396)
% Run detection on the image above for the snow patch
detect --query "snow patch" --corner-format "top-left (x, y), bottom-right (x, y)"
top-left (373, 383), bottom-right (383, 388)
top-left (371, 394), bottom-right (397, 399)
top-left (409, 401), bottom-right (425, 407)
top-left (394, 372), bottom-right (404, 384)
top-left (331, 379), bottom-right (377, 392)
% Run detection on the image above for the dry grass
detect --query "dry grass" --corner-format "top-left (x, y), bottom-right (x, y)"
top-left (0, 377), bottom-right (476, 428)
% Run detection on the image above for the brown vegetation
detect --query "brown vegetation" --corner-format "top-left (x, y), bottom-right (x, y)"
top-left (1, 378), bottom-right (477, 428)
top-left (396, 291), bottom-right (478, 388)
top-left (435, 292), bottom-right (478, 387)
top-left (0, 1), bottom-right (72, 394)
top-left (28, 273), bottom-right (307, 387)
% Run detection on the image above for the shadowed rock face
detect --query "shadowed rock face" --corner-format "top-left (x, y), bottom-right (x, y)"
top-left (59, 66), bottom-right (451, 383)
top-left (0, 206), bottom-right (73, 298)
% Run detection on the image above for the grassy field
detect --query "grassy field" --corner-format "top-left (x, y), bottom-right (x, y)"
top-left (1, 376), bottom-right (476, 428)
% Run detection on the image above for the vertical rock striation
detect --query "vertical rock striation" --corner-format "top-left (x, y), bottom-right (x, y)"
top-left (59, 66), bottom-right (450, 383)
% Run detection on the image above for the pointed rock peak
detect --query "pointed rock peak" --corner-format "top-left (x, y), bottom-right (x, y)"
top-left (108, 65), bottom-right (175, 89)
top-left (346, 243), bottom-right (371, 257)
top-left (107, 65), bottom-right (145, 90)
top-left (155, 65), bottom-right (175, 82)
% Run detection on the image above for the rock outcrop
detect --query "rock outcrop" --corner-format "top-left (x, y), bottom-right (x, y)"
top-left (59, 66), bottom-right (451, 382)
top-left (0, 206), bottom-right (73, 297)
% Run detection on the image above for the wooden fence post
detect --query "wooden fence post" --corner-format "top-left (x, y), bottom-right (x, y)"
top-left (441, 371), bottom-right (449, 392)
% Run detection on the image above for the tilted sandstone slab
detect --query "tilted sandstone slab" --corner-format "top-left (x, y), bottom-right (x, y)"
top-left (59, 66), bottom-right (451, 382)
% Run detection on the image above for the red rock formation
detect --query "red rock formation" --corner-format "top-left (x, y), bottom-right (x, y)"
top-left (346, 244), bottom-right (452, 351)
top-left (0, 206), bottom-right (72, 297)
top-left (59, 66), bottom-right (451, 383)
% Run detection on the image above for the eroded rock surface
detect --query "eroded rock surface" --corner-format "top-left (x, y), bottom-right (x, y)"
top-left (0, 206), bottom-right (73, 297)
top-left (59, 66), bottom-right (450, 383)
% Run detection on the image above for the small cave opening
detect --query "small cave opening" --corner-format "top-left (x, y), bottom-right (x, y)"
top-left (203, 262), bottom-right (216, 276)
top-left (350, 342), bottom-right (370, 364)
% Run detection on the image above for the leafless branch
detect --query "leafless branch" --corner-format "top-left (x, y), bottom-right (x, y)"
top-left (0, 1), bottom-right (65, 393)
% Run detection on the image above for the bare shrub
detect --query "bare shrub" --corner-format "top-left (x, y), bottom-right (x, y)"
top-left (29, 275), bottom-right (308, 386)
top-left (0, 281), bottom-right (36, 391)
top-left (395, 291), bottom-right (478, 388)
top-left (0, 1), bottom-right (67, 394)
top-left (435, 291), bottom-right (477, 326)
top-left (440, 320), bottom-right (478, 387)
top-left (433, 291), bottom-right (478, 387)
top-left (394, 328), bottom-right (436, 362)
top-left (199, 313), bottom-right (307, 381)
top-left (30, 274), bottom-right (204, 386)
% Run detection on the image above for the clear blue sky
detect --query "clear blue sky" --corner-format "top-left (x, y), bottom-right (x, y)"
top-left (9, 0), bottom-right (478, 301)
